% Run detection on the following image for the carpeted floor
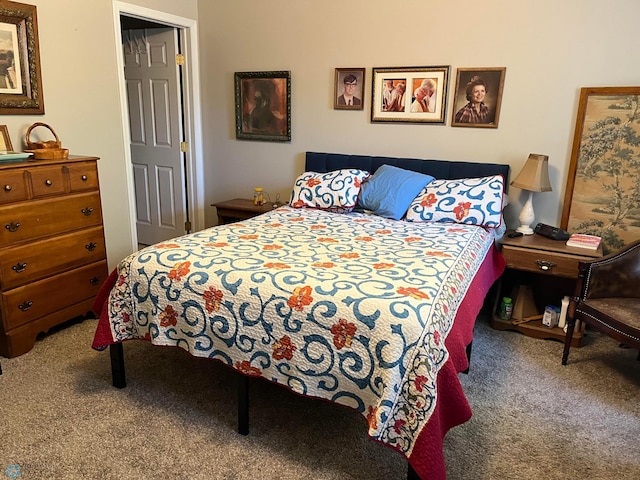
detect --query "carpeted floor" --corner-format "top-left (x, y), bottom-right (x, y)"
top-left (1, 315), bottom-right (638, 479)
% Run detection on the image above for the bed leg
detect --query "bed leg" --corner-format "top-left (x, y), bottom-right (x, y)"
top-left (407, 463), bottom-right (420, 480)
top-left (237, 374), bottom-right (249, 436)
top-left (109, 343), bottom-right (126, 388)
top-left (462, 341), bottom-right (473, 374)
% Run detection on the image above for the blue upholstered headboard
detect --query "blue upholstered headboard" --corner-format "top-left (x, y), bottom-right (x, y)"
top-left (305, 151), bottom-right (510, 192)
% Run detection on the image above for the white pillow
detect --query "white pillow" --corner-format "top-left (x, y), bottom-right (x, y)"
top-left (289, 169), bottom-right (370, 213)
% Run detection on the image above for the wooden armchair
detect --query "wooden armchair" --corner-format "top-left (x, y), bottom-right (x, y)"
top-left (562, 239), bottom-right (640, 365)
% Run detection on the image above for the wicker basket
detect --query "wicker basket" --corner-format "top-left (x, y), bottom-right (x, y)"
top-left (25, 122), bottom-right (62, 150)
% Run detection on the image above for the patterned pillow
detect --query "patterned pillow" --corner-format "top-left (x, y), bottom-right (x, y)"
top-left (405, 174), bottom-right (504, 227)
top-left (289, 169), bottom-right (370, 213)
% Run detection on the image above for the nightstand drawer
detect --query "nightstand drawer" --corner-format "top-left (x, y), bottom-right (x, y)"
top-left (501, 244), bottom-right (586, 278)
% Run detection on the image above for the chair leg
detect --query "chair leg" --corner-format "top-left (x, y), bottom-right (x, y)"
top-left (562, 316), bottom-right (576, 365)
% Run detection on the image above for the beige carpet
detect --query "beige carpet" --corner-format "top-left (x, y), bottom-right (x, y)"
top-left (1, 315), bottom-right (639, 479)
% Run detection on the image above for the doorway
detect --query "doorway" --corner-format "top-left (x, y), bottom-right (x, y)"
top-left (113, 3), bottom-right (204, 250)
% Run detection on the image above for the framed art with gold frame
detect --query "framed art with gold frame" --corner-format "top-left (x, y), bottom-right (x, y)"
top-left (561, 86), bottom-right (640, 254)
top-left (0, 124), bottom-right (12, 150)
top-left (0, 1), bottom-right (44, 115)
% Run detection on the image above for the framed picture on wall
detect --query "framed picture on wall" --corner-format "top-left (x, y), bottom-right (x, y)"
top-left (334, 68), bottom-right (365, 110)
top-left (0, 1), bottom-right (44, 115)
top-left (451, 67), bottom-right (506, 128)
top-left (0, 125), bottom-right (12, 151)
top-left (371, 66), bottom-right (449, 123)
top-left (561, 86), bottom-right (640, 254)
top-left (234, 70), bottom-right (291, 142)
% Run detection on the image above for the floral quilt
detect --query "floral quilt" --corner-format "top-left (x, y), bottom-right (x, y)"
top-left (94, 206), bottom-right (500, 474)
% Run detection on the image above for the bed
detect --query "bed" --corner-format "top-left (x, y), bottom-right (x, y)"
top-left (91, 152), bottom-right (509, 480)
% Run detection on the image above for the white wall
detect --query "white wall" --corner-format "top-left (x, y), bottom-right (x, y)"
top-left (198, 0), bottom-right (640, 229)
top-left (1, 0), bottom-right (197, 269)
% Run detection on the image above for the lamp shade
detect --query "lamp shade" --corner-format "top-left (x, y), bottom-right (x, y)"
top-left (510, 153), bottom-right (552, 192)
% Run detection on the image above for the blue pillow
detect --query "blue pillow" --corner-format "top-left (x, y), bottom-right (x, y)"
top-left (358, 165), bottom-right (434, 220)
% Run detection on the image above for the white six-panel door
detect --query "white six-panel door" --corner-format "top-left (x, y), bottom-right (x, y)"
top-left (123, 27), bottom-right (186, 245)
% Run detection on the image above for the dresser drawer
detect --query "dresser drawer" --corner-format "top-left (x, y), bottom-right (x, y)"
top-left (29, 165), bottom-right (66, 198)
top-left (0, 192), bottom-right (102, 246)
top-left (1, 260), bottom-right (108, 331)
top-left (0, 226), bottom-right (106, 290)
top-left (67, 161), bottom-right (99, 192)
top-left (501, 245), bottom-right (588, 278)
top-left (0, 170), bottom-right (28, 204)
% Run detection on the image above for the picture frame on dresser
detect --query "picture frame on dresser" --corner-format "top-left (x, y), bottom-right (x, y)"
top-left (0, 124), bottom-right (12, 150)
top-left (234, 70), bottom-right (291, 142)
top-left (0, 1), bottom-right (45, 115)
top-left (561, 86), bottom-right (640, 255)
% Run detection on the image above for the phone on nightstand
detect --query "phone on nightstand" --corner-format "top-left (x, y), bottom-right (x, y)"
top-left (533, 223), bottom-right (571, 241)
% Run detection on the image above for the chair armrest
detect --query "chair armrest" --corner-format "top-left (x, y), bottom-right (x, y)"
top-left (579, 239), bottom-right (640, 300)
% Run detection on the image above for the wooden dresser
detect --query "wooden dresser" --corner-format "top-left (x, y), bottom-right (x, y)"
top-left (0, 155), bottom-right (108, 358)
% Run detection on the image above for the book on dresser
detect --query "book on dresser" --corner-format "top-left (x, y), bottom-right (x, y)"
top-left (565, 233), bottom-right (602, 250)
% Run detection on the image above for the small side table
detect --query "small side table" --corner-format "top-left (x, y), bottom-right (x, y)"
top-left (211, 198), bottom-right (275, 225)
top-left (491, 231), bottom-right (603, 347)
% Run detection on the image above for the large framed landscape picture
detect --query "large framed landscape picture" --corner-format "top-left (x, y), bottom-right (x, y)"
top-left (561, 86), bottom-right (640, 254)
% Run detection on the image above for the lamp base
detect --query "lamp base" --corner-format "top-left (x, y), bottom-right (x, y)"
top-left (516, 225), bottom-right (534, 235)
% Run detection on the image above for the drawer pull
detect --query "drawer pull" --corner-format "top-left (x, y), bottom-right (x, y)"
top-left (45, 179), bottom-right (53, 186)
top-left (5, 221), bottom-right (21, 232)
top-left (81, 207), bottom-right (94, 216)
top-left (4, 184), bottom-right (12, 192)
top-left (89, 276), bottom-right (101, 286)
top-left (12, 262), bottom-right (27, 273)
top-left (81, 175), bottom-right (88, 181)
top-left (536, 259), bottom-right (557, 271)
top-left (18, 300), bottom-right (33, 312)
top-left (85, 242), bottom-right (97, 251)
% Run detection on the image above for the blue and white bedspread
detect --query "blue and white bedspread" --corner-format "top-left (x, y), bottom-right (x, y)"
top-left (95, 206), bottom-right (498, 459)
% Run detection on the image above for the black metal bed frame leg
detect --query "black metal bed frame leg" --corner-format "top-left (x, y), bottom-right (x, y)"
top-left (109, 343), bottom-right (126, 388)
top-left (237, 374), bottom-right (249, 435)
top-left (407, 463), bottom-right (420, 480)
top-left (462, 341), bottom-right (473, 374)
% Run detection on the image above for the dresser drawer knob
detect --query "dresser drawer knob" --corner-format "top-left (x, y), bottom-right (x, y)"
top-left (12, 262), bottom-right (27, 273)
top-left (81, 207), bottom-right (94, 216)
top-left (85, 242), bottom-right (97, 251)
top-left (4, 184), bottom-right (12, 192)
top-left (89, 276), bottom-right (101, 286)
top-left (536, 260), bottom-right (557, 271)
top-left (81, 175), bottom-right (88, 181)
top-left (5, 221), bottom-right (20, 232)
top-left (18, 300), bottom-right (33, 311)
top-left (45, 179), bottom-right (52, 186)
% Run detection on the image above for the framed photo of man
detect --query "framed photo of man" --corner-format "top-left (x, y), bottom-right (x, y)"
top-left (451, 67), bottom-right (506, 128)
top-left (334, 68), bottom-right (365, 110)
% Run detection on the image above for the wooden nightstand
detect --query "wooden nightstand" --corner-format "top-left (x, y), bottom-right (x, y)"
top-left (211, 198), bottom-right (275, 225)
top-left (491, 231), bottom-right (603, 347)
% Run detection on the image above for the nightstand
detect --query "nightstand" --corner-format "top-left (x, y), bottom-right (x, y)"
top-left (211, 198), bottom-right (275, 225)
top-left (491, 231), bottom-right (603, 347)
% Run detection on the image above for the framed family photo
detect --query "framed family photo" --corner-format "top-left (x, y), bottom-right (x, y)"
top-left (234, 70), bottom-right (291, 142)
top-left (451, 67), bottom-right (506, 128)
top-left (0, 1), bottom-right (44, 115)
top-left (561, 86), bottom-right (640, 254)
top-left (371, 66), bottom-right (449, 124)
top-left (334, 68), bottom-right (365, 110)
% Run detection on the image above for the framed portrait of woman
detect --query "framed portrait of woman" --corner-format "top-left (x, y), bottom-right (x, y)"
top-left (451, 67), bottom-right (506, 128)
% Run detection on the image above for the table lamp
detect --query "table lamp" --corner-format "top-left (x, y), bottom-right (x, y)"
top-left (510, 153), bottom-right (552, 234)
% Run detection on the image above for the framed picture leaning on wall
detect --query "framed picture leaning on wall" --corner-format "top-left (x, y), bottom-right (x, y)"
top-left (370, 66), bottom-right (449, 124)
top-left (451, 67), bottom-right (506, 128)
top-left (334, 68), bottom-right (365, 110)
top-left (561, 86), bottom-right (640, 254)
top-left (235, 71), bottom-right (291, 142)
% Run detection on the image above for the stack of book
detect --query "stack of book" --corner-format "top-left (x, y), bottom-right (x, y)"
top-left (566, 233), bottom-right (601, 250)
